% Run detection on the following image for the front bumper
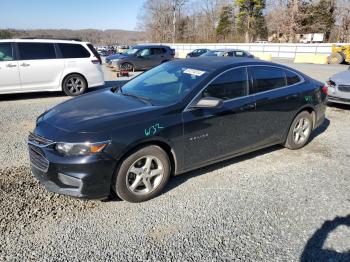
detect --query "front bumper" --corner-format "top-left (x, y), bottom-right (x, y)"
top-left (29, 144), bottom-right (117, 199)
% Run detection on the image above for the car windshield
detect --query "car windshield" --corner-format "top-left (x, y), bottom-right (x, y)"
top-left (124, 48), bottom-right (140, 55)
top-left (119, 63), bottom-right (210, 105)
top-left (201, 51), bottom-right (226, 57)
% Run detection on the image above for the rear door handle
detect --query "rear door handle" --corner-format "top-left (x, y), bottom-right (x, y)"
top-left (240, 103), bottom-right (256, 111)
top-left (20, 63), bottom-right (30, 67)
top-left (6, 64), bottom-right (17, 68)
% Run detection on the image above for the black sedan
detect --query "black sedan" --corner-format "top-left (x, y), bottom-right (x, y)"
top-left (186, 49), bottom-right (210, 58)
top-left (28, 57), bottom-right (327, 202)
top-left (201, 49), bottom-right (254, 58)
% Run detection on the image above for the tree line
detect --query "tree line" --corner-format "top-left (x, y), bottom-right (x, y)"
top-left (138, 0), bottom-right (350, 43)
top-left (0, 29), bottom-right (147, 45)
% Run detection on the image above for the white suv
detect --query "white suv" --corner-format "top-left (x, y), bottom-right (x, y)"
top-left (0, 39), bottom-right (105, 96)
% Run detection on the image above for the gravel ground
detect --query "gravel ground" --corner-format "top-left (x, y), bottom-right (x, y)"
top-left (0, 62), bottom-right (349, 261)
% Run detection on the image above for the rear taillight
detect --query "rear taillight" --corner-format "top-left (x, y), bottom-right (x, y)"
top-left (322, 85), bottom-right (328, 95)
top-left (91, 58), bottom-right (101, 65)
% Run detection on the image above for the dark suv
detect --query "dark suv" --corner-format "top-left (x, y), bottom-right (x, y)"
top-left (107, 45), bottom-right (175, 71)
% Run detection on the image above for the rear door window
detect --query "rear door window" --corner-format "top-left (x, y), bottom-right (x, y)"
top-left (58, 43), bottom-right (90, 58)
top-left (203, 67), bottom-right (248, 100)
top-left (234, 51), bottom-right (246, 57)
top-left (87, 44), bottom-right (100, 57)
top-left (151, 48), bottom-right (166, 55)
top-left (0, 42), bottom-right (14, 61)
top-left (250, 66), bottom-right (287, 94)
top-left (285, 70), bottom-right (301, 85)
top-left (18, 42), bottom-right (56, 60)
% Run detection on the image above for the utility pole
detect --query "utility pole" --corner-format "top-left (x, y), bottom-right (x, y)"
top-left (172, 0), bottom-right (176, 44)
top-left (172, 0), bottom-right (187, 44)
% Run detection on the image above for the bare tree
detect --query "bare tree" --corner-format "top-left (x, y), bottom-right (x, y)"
top-left (335, 0), bottom-right (350, 42)
top-left (171, 0), bottom-right (188, 43)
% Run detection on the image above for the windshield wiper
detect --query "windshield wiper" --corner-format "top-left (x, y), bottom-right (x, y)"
top-left (121, 92), bottom-right (153, 106)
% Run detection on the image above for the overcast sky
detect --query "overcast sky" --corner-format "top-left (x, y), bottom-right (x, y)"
top-left (0, 0), bottom-right (145, 31)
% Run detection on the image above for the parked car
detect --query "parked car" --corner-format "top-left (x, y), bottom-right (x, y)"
top-left (108, 45), bottom-right (175, 71)
top-left (28, 57), bottom-right (327, 202)
top-left (201, 49), bottom-right (254, 58)
top-left (326, 68), bottom-right (350, 105)
top-left (186, 49), bottom-right (210, 58)
top-left (0, 39), bottom-right (104, 96)
top-left (117, 45), bottom-right (129, 54)
top-left (98, 50), bottom-right (109, 57)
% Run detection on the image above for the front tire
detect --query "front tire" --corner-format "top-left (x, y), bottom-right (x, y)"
top-left (114, 146), bottom-right (171, 203)
top-left (121, 62), bottom-right (134, 71)
top-left (62, 74), bottom-right (87, 96)
top-left (284, 111), bottom-right (313, 150)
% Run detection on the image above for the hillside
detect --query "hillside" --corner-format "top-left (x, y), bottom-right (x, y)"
top-left (0, 29), bottom-right (148, 45)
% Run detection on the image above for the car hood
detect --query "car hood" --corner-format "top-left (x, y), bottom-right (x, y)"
top-left (39, 89), bottom-right (156, 133)
top-left (330, 70), bottom-right (350, 85)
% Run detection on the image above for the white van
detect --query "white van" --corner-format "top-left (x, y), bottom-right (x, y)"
top-left (0, 39), bottom-right (105, 96)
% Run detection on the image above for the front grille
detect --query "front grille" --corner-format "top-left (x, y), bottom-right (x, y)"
top-left (29, 145), bottom-right (49, 172)
top-left (28, 132), bottom-right (53, 146)
top-left (338, 85), bottom-right (350, 92)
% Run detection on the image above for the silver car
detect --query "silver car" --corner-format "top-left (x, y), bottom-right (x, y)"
top-left (326, 67), bottom-right (350, 105)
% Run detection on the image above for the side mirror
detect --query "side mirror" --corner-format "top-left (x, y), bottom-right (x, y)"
top-left (192, 97), bottom-right (223, 109)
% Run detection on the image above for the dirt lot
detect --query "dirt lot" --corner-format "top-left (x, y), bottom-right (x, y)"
top-left (0, 61), bottom-right (349, 261)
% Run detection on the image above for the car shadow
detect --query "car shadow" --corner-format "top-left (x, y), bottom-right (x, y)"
top-left (301, 215), bottom-right (350, 262)
top-left (309, 117), bottom-right (330, 143)
top-left (163, 144), bottom-right (283, 195)
top-left (163, 118), bottom-right (330, 195)
top-left (327, 103), bottom-right (350, 111)
top-left (0, 80), bottom-right (128, 102)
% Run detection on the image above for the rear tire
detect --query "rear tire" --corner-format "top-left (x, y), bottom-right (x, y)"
top-left (284, 111), bottom-right (313, 150)
top-left (62, 74), bottom-right (87, 96)
top-left (328, 52), bottom-right (344, 64)
top-left (113, 146), bottom-right (171, 203)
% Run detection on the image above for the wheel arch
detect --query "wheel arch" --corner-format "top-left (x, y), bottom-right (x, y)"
top-left (114, 139), bottom-right (178, 177)
top-left (296, 105), bottom-right (316, 129)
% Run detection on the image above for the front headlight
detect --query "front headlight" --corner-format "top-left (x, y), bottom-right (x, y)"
top-left (55, 141), bottom-right (110, 156)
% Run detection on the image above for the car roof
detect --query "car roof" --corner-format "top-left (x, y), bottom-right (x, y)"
top-left (170, 57), bottom-right (302, 74)
top-left (0, 39), bottom-right (90, 44)
top-left (209, 49), bottom-right (247, 52)
top-left (134, 44), bottom-right (171, 49)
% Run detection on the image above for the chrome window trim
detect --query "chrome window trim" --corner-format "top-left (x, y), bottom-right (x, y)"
top-left (248, 65), bottom-right (305, 96)
top-left (184, 66), bottom-right (249, 112)
top-left (184, 64), bottom-right (305, 112)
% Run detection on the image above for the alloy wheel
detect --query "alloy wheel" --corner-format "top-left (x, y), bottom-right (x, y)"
top-left (126, 156), bottom-right (164, 195)
top-left (66, 77), bottom-right (85, 95)
top-left (293, 118), bottom-right (311, 144)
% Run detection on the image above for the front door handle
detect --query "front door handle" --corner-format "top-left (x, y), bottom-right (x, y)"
top-left (6, 64), bottom-right (17, 68)
top-left (240, 103), bottom-right (256, 111)
top-left (20, 63), bottom-right (30, 67)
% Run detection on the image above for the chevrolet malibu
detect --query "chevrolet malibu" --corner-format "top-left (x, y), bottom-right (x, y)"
top-left (28, 57), bottom-right (327, 203)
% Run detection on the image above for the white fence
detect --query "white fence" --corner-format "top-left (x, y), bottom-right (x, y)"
top-left (157, 43), bottom-right (346, 59)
